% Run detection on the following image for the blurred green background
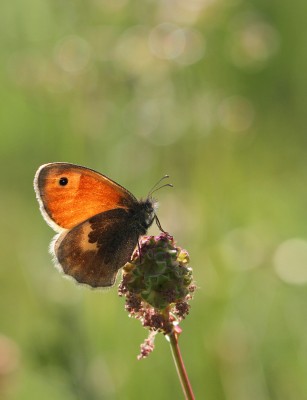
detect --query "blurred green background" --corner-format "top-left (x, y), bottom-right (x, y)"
top-left (1, 0), bottom-right (307, 399)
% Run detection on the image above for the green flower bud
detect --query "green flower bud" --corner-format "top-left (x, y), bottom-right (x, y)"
top-left (122, 234), bottom-right (193, 310)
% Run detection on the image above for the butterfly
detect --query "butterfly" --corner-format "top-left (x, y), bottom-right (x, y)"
top-left (34, 162), bottom-right (170, 288)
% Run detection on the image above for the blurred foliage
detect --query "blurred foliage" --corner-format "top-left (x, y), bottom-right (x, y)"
top-left (1, 0), bottom-right (307, 399)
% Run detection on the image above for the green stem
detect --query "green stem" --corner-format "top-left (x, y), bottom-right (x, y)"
top-left (168, 329), bottom-right (195, 400)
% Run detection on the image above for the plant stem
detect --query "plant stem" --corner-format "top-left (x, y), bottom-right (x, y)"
top-left (168, 328), bottom-right (195, 400)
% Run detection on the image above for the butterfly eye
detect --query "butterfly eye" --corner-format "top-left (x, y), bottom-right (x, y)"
top-left (59, 177), bottom-right (68, 186)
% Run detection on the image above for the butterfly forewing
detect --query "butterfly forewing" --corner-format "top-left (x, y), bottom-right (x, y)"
top-left (34, 163), bottom-right (137, 230)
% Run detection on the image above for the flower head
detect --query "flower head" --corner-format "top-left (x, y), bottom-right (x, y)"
top-left (118, 233), bottom-right (195, 358)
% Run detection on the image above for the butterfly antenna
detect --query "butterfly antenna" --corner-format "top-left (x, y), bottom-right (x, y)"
top-left (150, 183), bottom-right (173, 197)
top-left (148, 175), bottom-right (170, 197)
top-left (149, 175), bottom-right (173, 233)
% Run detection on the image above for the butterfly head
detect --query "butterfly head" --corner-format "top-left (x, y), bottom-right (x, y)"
top-left (136, 197), bottom-right (157, 233)
top-left (138, 175), bottom-right (173, 234)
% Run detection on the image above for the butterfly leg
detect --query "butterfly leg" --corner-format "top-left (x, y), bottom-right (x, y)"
top-left (155, 215), bottom-right (167, 233)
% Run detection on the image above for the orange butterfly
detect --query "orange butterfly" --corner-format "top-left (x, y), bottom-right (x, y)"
top-left (34, 163), bottom-right (169, 288)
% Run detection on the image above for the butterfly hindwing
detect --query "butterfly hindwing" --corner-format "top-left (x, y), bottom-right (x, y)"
top-left (53, 208), bottom-right (140, 287)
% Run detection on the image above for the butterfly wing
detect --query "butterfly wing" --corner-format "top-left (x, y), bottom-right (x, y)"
top-left (53, 208), bottom-right (140, 287)
top-left (34, 163), bottom-right (137, 231)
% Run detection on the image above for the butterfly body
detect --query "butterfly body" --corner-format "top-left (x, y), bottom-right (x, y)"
top-left (34, 163), bottom-right (157, 288)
